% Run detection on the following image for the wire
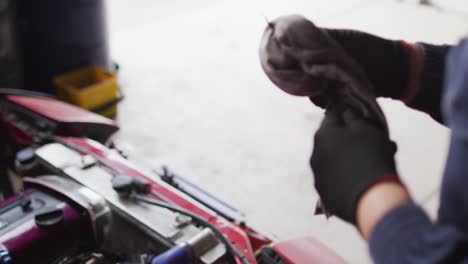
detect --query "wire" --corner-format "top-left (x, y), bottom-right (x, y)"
top-left (130, 194), bottom-right (250, 264)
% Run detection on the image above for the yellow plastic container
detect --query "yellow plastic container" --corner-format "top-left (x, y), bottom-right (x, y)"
top-left (54, 65), bottom-right (119, 118)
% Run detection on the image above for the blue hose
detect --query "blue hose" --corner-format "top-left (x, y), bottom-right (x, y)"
top-left (147, 244), bottom-right (191, 264)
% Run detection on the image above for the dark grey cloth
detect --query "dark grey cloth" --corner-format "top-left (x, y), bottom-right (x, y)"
top-left (259, 14), bottom-right (388, 131)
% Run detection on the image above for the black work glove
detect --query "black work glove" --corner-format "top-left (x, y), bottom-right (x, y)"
top-left (310, 103), bottom-right (398, 224)
top-left (310, 29), bottom-right (410, 108)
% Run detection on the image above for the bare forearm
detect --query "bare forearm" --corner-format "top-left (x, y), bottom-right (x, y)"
top-left (356, 181), bottom-right (468, 264)
top-left (357, 182), bottom-right (410, 239)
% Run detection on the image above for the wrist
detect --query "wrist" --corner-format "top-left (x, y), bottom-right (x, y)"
top-left (404, 42), bottom-right (451, 123)
top-left (401, 42), bottom-right (424, 104)
top-left (356, 179), bottom-right (410, 240)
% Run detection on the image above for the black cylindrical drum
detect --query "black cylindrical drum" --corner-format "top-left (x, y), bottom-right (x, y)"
top-left (0, 0), bottom-right (23, 88)
top-left (18, 0), bottom-right (110, 93)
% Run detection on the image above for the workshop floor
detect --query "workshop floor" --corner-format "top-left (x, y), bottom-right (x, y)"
top-left (108, 1), bottom-right (468, 263)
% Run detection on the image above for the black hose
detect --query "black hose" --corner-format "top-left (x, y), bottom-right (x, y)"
top-left (130, 194), bottom-right (250, 264)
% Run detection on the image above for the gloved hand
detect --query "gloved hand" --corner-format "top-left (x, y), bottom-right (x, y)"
top-left (310, 102), bottom-right (399, 224)
top-left (259, 15), bottom-right (410, 108)
top-left (259, 15), bottom-right (389, 131)
top-left (259, 15), bottom-right (373, 98)
top-left (310, 29), bottom-right (410, 107)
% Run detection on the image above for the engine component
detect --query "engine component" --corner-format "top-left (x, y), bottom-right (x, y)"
top-left (53, 252), bottom-right (118, 264)
top-left (0, 95), bottom-right (119, 144)
top-left (14, 147), bottom-right (40, 177)
top-left (157, 167), bottom-right (244, 222)
top-left (256, 237), bottom-right (346, 264)
top-left (35, 142), bottom-right (228, 263)
top-left (0, 94), bottom-right (350, 264)
top-left (0, 175), bottom-right (112, 264)
top-left (145, 228), bottom-right (219, 264)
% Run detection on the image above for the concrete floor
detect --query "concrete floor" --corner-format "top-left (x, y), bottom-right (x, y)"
top-left (107, 1), bottom-right (468, 263)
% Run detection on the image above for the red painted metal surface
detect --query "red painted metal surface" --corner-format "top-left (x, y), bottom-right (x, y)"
top-left (3, 120), bottom-right (33, 146)
top-left (272, 237), bottom-right (346, 264)
top-left (238, 225), bottom-right (272, 253)
top-left (57, 136), bottom-right (269, 264)
top-left (3, 96), bottom-right (119, 143)
top-left (7, 95), bottom-right (116, 125)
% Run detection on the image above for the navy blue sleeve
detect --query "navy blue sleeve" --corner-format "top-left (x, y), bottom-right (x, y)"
top-left (439, 38), bottom-right (468, 234)
top-left (369, 39), bottom-right (468, 264)
top-left (370, 203), bottom-right (468, 264)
